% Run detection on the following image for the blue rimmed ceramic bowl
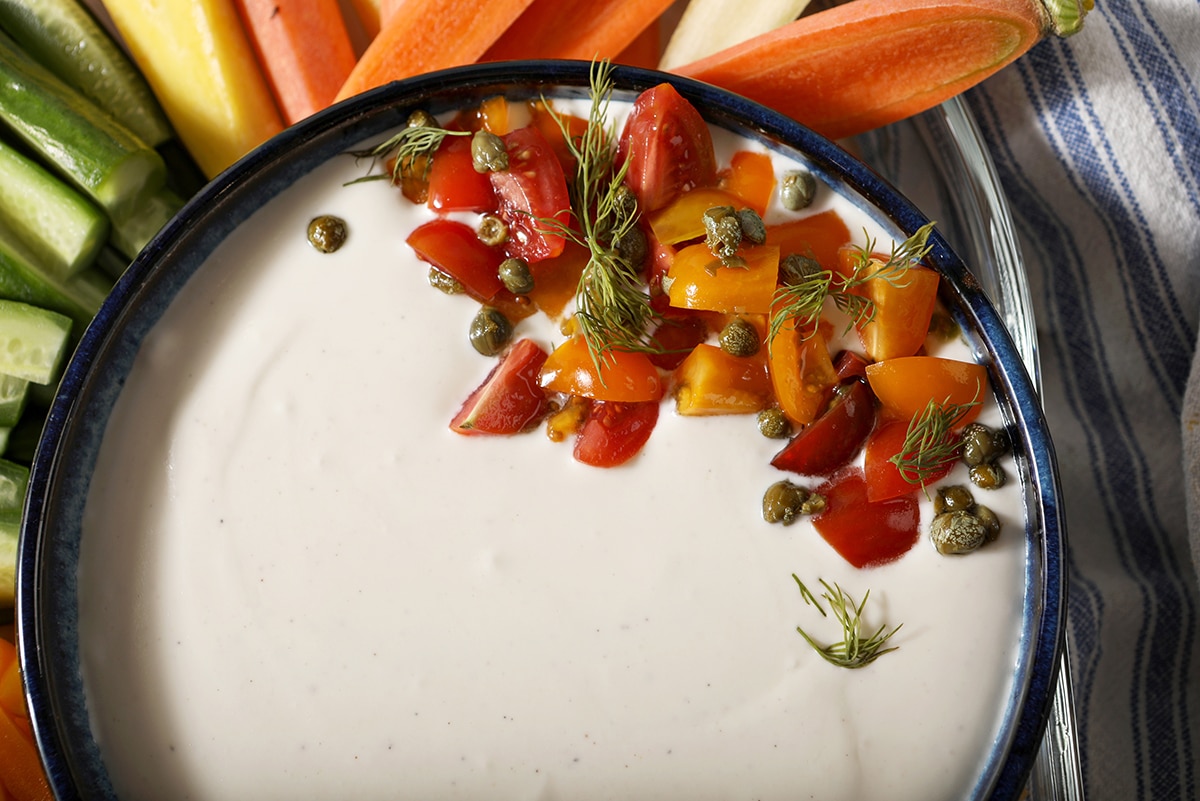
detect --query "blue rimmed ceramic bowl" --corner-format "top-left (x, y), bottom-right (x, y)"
top-left (17, 60), bottom-right (1064, 801)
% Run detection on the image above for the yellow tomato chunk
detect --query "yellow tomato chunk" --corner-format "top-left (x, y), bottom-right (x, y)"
top-left (667, 243), bottom-right (779, 314)
top-left (674, 343), bottom-right (773, 415)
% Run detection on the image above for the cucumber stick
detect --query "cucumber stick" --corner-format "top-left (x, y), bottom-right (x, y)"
top-left (0, 457), bottom-right (28, 526)
top-left (0, 28), bottom-right (166, 220)
top-left (1, 519), bottom-right (15, 606)
top-left (0, 0), bottom-right (174, 148)
top-left (0, 136), bottom-right (109, 279)
top-left (0, 224), bottom-right (109, 334)
top-left (659, 0), bottom-right (813, 69)
top-left (110, 185), bottom-right (183, 260)
top-left (0, 374), bottom-right (28, 428)
top-left (0, 298), bottom-right (72, 384)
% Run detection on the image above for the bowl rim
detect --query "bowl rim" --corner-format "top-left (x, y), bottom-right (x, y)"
top-left (16, 59), bottom-right (1065, 801)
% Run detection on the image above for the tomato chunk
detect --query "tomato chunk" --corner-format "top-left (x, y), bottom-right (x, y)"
top-left (865, 356), bottom-right (988, 425)
top-left (863, 418), bottom-right (959, 502)
top-left (765, 210), bottom-right (852, 272)
top-left (406, 218), bottom-right (504, 301)
top-left (617, 83), bottom-right (718, 213)
top-left (539, 337), bottom-right (663, 402)
top-left (674, 343), bottom-right (773, 415)
top-left (450, 339), bottom-right (549, 435)
top-left (667, 243), bottom-right (779, 315)
top-left (647, 311), bottom-right (710, 370)
top-left (771, 378), bottom-right (877, 476)
top-left (812, 466), bottom-right (921, 568)
top-left (490, 125), bottom-right (571, 263)
top-left (720, 150), bottom-right (776, 215)
top-left (767, 318), bottom-right (839, 427)
top-left (427, 134), bottom-right (495, 213)
top-left (574, 400), bottom-right (660, 467)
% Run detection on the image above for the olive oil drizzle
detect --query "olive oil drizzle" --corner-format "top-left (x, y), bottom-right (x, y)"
top-left (792, 575), bottom-right (902, 669)
top-left (539, 60), bottom-right (660, 370)
top-left (767, 221), bottom-right (936, 350)
top-left (890, 388), bottom-right (982, 488)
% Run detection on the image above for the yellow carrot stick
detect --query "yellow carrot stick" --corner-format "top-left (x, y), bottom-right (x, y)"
top-left (101, 0), bottom-right (284, 178)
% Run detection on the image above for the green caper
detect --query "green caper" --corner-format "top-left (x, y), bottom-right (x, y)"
top-left (763, 480), bottom-right (814, 526)
top-left (934, 484), bottom-right (976, 515)
top-left (974, 504), bottom-right (1002, 543)
top-left (736, 208), bottom-right (767, 245)
top-left (927, 308), bottom-right (960, 342)
top-left (614, 183), bottom-right (638, 218)
top-left (428, 267), bottom-right (465, 295)
top-left (960, 422), bottom-right (1010, 467)
top-left (970, 461), bottom-right (1007, 490)
top-left (800, 492), bottom-right (826, 516)
top-left (406, 109), bottom-right (438, 129)
top-left (498, 257), bottom-right (535, 295)
top-left (703, 205), bottom-right (742, 259)
top-left (719, 317), bottom-right (760, 357)
top-left (757, 408), bottom-right (792, 439)
top-left (471, 130), bottom-right (508, 173)
top-left (614, 225), bottom-right (648, 267)
top-left (477, 214), bottom-right (508, 246)
top-left (930, 510), bottom-right (987, 555)
top-left (468, 306), bottom-right (512, 356)
top-left (779, 253), bottom-right (822, 285)
top-left (780, 169), bottom-right (817, 211)
top-left (306, 214), bottom-right (347, 253)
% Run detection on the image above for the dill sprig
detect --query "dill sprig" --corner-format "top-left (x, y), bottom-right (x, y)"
top-left (767, 221), bottom-right (936, 349)
top-left (539, 60), bottom-right (658, 369)
top-left (889, 386), bottom-right (982, 488)
top-left (792, 575), bottom-right (902, 670)
top-left (347, 122), bottom-right (469, 184)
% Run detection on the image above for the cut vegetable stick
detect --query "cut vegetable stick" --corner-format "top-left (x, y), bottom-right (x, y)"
top-left (335, 0), bottom-right (537, 102)
top-left (614, 18), bottom-right (662, 69)
top-left (101, 0), bottom-right (284, 178)
top-left (658, 0), bottom-right (811, 70)
top-left (377, 0), bottom-right (406, 27)
top-left (481, 0), bottom-right (675, 63)
top-left (235, 0), bottom-right (357, 124)
top-left (346, 0), bottom-right (381, 40)
top-left (672, 0), bottom-right (1087, 140)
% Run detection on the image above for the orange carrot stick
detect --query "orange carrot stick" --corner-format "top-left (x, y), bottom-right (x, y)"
top-left (235, 0), bottom-right (357, 123)
top-left (613, 19), bottom-right (663, 69)
top-left (0, 639), bottom-right (50, 801)
top-left (673, 0), bottom-right (1087, 140)
top-left (334, 0), bottom-right (537, 102)
top-left (481, 0), bottom-right (674, 63)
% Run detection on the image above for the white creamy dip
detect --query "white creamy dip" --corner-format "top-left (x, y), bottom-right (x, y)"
top-left (78, 103), bottom-right (1028, 801)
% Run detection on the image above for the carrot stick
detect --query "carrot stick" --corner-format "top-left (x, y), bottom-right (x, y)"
top-left (614, 19), bottom-right (663, 69)
top-left (348, 0), bottom-right (382, 40)
top-left (235, 0), bottom-right (357, 123)
top-left (334, 0), bottom-right (538, 102)
top-left (672, 0), bottom-right (1087, 140)
top-left (0, 639), bottom-right (50, 801)
top-left (481, 0), bottom-right (674, 63)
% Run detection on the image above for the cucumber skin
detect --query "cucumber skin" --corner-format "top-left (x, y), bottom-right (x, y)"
top-left (0, 136), bottom-right (109, 278)
top-left (0, 29), bottom-right (166, 219)
top-left (0, 374), bottom-right (28, 429)
top-left (0, 0), bottom-right (174, 148)
top-left (0, 227), bottom-right (109, 334)
top-left (0, 456), bottom-right (28, 525)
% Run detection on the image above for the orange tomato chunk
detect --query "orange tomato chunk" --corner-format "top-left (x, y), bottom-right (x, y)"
top-left (765, 209), bottom-right (851, 271)
top-left (540, 337), bottom-right (663, 402)
top-left (768, 319), bottom-right (839, 426)
top-left (720, 150), bottom-right (776, 215)
top-left (647, 187), bottom-right (745, 245)
top-left (837, 247), bottom-right (940, 361)
top-left (673, 343), bottom-right (773, 415)
top-left (865, 356), bottom-right (988, 424)
top-left (667, 243), bottom-right (779, 314)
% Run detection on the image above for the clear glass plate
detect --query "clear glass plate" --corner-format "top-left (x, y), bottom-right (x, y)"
top-left (857, 96), bottom-right (1083, 801)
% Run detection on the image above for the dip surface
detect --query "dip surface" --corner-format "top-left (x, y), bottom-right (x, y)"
top-left (78, 112), bottom-right (1028, 801)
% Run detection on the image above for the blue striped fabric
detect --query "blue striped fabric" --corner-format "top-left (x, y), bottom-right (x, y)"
top-left (962, 1), bottom-right (1200, 798)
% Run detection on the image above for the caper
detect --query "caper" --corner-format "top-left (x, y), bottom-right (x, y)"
top-left (970, 461), bottom-right (1007, 490)
top-left (780, 169), bottom-right (817, 211)
top-left (779, 253), bottom-right (822, 285)
top-left (614, 183), bottom-right (638, 218)
top-left (613, 225), bottom-right (648, 267)
top-left (428, 267), bottom-right (465, 295)
top-left (757, 408), bottom-right (792, 439)
top-left (719, 317), bottom-right (760, 357)
top-left (306, 214), bottom-right (347, 253)
top-left (927, 308), bottom-right (959, 342)
top-left (471, 130), bottom-right (508, 173)
top-left (468, 306), bottom-right (512, 356)
top-left (763, 480), bottom-right (813, 526)
top-left (960, 422), bottom-right (1009, 467)
top-left (934, 484), bottom-right (976, 515)
top-left (930, 510), bottom-right (987, 555)
top-left (736, 208), bottom-right (767, 245)
top-left (800, 492), bottom-right (826, 516)
top-left (406, 109), bottom-right (438, 129)
top-left (974, 503), bottom-right (1002, 543)
top-left (498, 257), bottom-right (535, 295)
top-left (703, 205), bottom-right (742, 259)
top-left (477, 214), bottom-right (508, 246)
